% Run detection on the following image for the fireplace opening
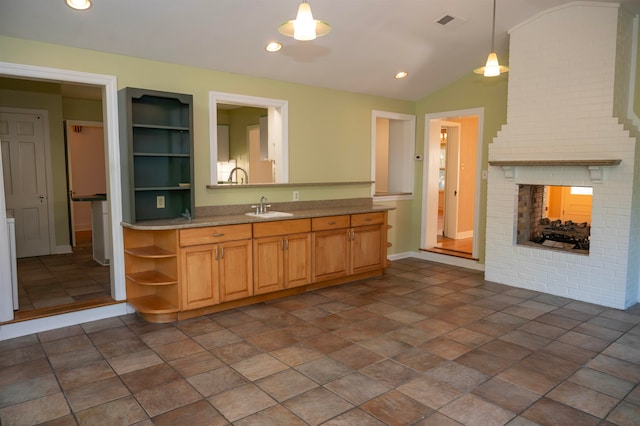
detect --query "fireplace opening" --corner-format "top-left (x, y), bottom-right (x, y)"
top-left (517, 185), bottom-right (591, 254)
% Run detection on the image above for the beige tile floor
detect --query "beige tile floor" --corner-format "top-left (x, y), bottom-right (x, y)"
top-left (1, 257), bottom-right (639, 425)
top-left (15, 235), bottom-right (112, 313)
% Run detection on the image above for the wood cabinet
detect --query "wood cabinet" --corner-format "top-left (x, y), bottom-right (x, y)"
top-left (179, 224), bottom-right (252, 308)
top-left (119, 87), bottom-right (195, 223)
top-left (123, 227), bottom-right (179, 321)
top-left (253, 219), bottom-right (311, 294)
top-left (123, 210), bottom-right (388, 322)
top-left (312, 213), bottom-right (386, 282)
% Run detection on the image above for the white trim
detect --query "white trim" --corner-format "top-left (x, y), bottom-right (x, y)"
top-left (55, 244), bottom-right (73, 254)
top-left (0, 140), bottom-right (11, 321)
top-left (0, 107), bottom-right (56, 256)
top-left (371, 110), bottom-right (416, 199)
top-left (0, 61), bottom-right (126, 334)
top-left (388, 251), bottom-right (485, 272)
top-left (209, 91), bottom-right (288, 185)
top-left (422, 108), bottom-right (484, 259)
top-left (0, 303), bottom-right (133, 341)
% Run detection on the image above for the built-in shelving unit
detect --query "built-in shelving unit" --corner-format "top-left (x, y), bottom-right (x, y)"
top-left (123, 227), bottom-right (179, 321)
top-left (120, 87), bottom-right (195, 223)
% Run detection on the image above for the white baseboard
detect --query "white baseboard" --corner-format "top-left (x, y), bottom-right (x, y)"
top-left (456, 230), bottom-right (474, 239)
top-left (389, 251), bottom-right (485, 271)
top-left (0, 303), bottom-right (133, 341)
top-left (55, 245), bottom-right (73, 254)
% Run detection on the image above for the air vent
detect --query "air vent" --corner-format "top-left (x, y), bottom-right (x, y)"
top-left (436, 15), bottom-right (455, 26)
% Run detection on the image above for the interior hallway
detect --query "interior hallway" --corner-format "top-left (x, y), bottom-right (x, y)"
top-left (1, 258), bottom-right (639, 425)
top-left (13, 231), bottom-right (114, 322)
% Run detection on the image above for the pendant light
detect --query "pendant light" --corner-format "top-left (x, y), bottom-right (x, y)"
top-left (279, 1), bottom-right (331, 41)
top-left (474, 0), bottom-right (509, 77)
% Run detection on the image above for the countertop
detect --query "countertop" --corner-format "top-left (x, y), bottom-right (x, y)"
top-left (72, 194), bottom-right (107, 202)
top-left (122, 198), bottom-right (393, 230)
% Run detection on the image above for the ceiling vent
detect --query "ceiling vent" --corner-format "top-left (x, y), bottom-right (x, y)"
top-left (434, 14), bottom-right (466, 29)
top-left (436, 15), bottom-right (455, 26)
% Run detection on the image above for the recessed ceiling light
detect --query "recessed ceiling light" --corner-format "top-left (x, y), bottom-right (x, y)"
top-left (265, 42), bottom-right (282, 52)
top-left (394, 71), bottom-right (408, 79)
top-left (66, 0), bottom-right (91, 10)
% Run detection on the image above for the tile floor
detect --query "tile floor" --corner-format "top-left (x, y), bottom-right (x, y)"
top-left (1, 257), bottom-right (640, 425)
top-left (16, 235), bottom-right (111, 312)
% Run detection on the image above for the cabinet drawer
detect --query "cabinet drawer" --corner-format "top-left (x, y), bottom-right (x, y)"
top-left (351, 212), bottom-right (384, 227)
top-left (180, 224), bottom-right (251, 246)
top-left (253, 219), bottom-right (311, 238)
top-left (311, 215), bottom-right (350, 231)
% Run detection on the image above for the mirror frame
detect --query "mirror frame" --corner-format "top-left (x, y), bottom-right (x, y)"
top-left (209, 91), bottom-right (288, 185)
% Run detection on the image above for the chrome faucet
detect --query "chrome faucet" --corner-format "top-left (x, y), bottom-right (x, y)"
top-left (252, 195), bottom-right (271, 214)
top-left (227, 167), bottom-right (248, 184)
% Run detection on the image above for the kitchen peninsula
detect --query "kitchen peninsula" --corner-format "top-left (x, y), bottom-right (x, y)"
top-left (122, 198), bottom-right (392, 323)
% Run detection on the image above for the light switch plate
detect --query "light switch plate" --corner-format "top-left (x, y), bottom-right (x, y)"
top-left (156, 195), bottom-right (165, 208)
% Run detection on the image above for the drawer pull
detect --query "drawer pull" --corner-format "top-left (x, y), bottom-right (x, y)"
top-left (213, 233), bottom-right (224, 237)
top-left (364, 218), bottom-right (372, 222)
top-left (328, 221), bottom-right (336, 225)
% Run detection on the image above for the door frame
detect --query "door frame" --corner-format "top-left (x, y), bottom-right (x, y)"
top-left (65, 120), bottom-right (104, 247)
top-left (0, 61), bottom-right (125, 326)
top-left (422, 108), bottom-right (484, 258)
top-left (1, 107), bottom-right (56, 256)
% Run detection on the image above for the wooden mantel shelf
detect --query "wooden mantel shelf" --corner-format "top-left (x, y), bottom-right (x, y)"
top-left (488, 159), bottom-right (622, 183)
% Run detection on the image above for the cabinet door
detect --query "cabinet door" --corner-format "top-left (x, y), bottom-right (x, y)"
top-left (312, 229), bottom-right (349, 282)
top-left (253, 236), bottom-right (284, 295)
top-left (285, 233), bottom-right (311, 288)
top-left (219, 239), bottom-right (253, 302)
top-left (181, 244), bottom-right (219, 310)
top-left (351, 225), bottom-right (384, 274)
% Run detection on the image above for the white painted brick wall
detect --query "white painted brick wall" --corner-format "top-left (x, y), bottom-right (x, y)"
top-left (485, 3), bottom-right (639, 309)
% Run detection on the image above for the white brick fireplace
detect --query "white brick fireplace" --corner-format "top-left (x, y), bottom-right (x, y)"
top-left (485, 2), bottom-right (640, 309)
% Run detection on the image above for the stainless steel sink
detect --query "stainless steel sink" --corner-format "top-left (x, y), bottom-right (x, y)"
top-left (245, 211), bottom-right (293, 219)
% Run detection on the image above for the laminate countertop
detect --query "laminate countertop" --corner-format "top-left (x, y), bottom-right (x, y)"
top-left (122, 198), bottom-right (393, 231)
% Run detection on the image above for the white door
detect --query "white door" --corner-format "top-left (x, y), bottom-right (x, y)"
top-left (0, 110), bottom-right (51, 258)
top-left (443, 126), bottom-right (460, 239)
top-left (65, 122), bottom-right (106, 246)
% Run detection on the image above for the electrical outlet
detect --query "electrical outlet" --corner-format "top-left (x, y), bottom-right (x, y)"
top-left (481, 170), bottom-right (488, 180)
top-left (156, 195), bottom-right (165, 208)
top-left (293, 191), bottom-right (300, 201)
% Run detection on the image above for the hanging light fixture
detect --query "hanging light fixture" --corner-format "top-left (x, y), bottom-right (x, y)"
top-left (278, 1), bottom-right (331, 41)
top-left (474, 0), bottom-right (509, 77)
top-left (66, 0), bottom-right (91, 10)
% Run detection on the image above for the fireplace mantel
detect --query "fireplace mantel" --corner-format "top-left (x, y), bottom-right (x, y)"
top-left (488, 159), bottom-right (622, 183)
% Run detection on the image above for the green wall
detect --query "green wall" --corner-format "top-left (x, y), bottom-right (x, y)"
top-left (0, 35), bottom-right (415, 254)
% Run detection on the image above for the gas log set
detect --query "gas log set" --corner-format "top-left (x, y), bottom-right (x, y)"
top-left (532, 218), bottom-right (590, 250)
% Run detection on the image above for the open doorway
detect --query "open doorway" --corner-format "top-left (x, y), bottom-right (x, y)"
top-left (422, 109), bottom-right (483, 260)
top-left (0, 62), bottom-right (126, 330)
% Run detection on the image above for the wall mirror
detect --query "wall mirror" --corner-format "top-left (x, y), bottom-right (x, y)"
top-left (209, 91), bottom-right (288, 185)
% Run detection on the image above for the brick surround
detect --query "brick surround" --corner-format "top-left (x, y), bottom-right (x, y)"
top-left (485, 3), bottom-right (640, 309)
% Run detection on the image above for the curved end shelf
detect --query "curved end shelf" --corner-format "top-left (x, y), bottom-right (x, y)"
top-left (128, 295), bottom-right (179, 315)
top-left (126, 270), bottom-right (177, 285)
top-left (125, 246), bottom-right (176, 259)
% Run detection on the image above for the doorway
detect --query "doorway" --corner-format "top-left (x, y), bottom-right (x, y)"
top-left (0, 62), bottom-right (126, 330)
top-left (422, 109), bottom-right (483, 260)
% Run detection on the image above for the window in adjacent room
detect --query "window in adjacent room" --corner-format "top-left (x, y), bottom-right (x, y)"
top-left (371, 110), bottom-right (415, 200)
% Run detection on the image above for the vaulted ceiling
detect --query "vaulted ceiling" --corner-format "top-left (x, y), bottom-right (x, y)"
top-left (1, 0), bottom-right (639, 101)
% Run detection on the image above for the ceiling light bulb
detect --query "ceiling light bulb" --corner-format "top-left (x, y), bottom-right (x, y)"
top-left (278, 1), bottom-right (331, 41)
top-left (394, 71), bottom-right (408, 79)
top-left (293, 2), bottom-right (317, 41)
top-left (265, 42), bottom-right (282, 52)
top-left (483, 52), bottom-right (501, 77)
top-left (66, 0), bottom-right (91, 10)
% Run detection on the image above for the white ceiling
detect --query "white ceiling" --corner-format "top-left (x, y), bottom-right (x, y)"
top-left (1, 0), bottom-right (639, 101)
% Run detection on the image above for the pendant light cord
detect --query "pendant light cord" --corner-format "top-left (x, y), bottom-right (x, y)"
top-left (491, 0), bottom-right (496, 51)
